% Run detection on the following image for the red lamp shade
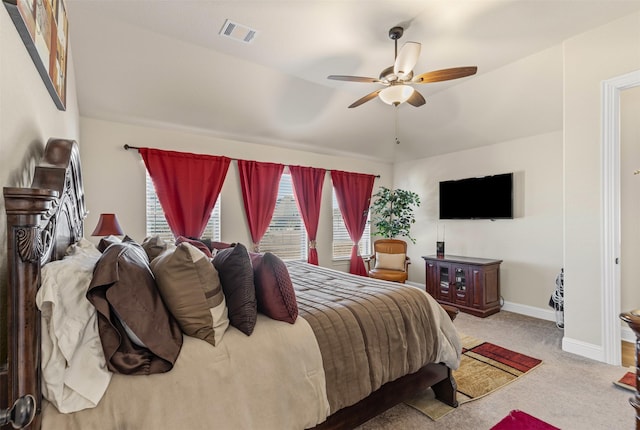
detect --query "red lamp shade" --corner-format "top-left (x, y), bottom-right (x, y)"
top-left (91, 213), bottom-right (124, 236)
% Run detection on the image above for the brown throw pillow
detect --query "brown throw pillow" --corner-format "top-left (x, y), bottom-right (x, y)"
top-left (97, 235), bottom-right (121, 253)
top-left (252, 252), bottom-right (298, 324)
top-left (87, 241), bottom-right (183, 375)
top-left (150, 243), bottom-right (229, 346)
top-left (212, 243), bottom-right (257, 336)
top-left (142, 235), bottom-right (174, 262)
top-left (97, 235), bottom-right (138, 253)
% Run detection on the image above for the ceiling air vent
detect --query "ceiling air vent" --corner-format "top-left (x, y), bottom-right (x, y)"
top-left (219, 19), bottom-right (257, 44)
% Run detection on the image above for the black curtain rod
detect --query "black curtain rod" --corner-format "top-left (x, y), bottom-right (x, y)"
top-left (123, 144), bottom-right (381, 178)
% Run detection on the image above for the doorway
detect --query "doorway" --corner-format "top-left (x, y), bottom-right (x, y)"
top-left (620, 86), bottom-right (640, 363)
top-left (602, 70), bottom-right (640, 365)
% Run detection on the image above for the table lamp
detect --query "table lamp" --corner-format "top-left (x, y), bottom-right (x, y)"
top-left (91, 213), bottom-right (124, 237)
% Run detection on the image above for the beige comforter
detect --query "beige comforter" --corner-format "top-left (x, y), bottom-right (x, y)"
top-left (288, 261), bottom-right (461, 413)
top-left (42, 314), bottom-right (330, 430)
top-left (41, 262), bottom-right (460, 430)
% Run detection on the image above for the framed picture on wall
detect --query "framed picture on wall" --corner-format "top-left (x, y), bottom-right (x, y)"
top-left (3, 0), bottom-right (68, 110)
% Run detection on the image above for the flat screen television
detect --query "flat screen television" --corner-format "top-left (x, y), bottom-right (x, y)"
top-left (439, 173), bottom-right (514, 220)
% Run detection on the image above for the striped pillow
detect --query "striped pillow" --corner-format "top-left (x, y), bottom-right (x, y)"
top-left (151, 242), bottom-right (229, 346)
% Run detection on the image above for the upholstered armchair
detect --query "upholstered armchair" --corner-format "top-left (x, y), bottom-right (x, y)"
top-left (365, 239), bottom-right (410, 283)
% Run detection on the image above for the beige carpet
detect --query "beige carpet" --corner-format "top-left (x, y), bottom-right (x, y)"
top-left (356, 311), bottom-right (633, 430)
top-left (405, 334), bottom-right (543, 420)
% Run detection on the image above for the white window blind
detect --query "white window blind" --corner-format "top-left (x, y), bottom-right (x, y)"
top-left (145, 172), bottom-right (221, 243)
top-left (259, 172), bottom-right (307, 261)
top-left (332, 189), bottom-right (371, 259)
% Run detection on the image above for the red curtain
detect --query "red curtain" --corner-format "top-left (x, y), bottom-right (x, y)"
top-left (289, 165), bottom-right (326, 265)
top-left (139, 148), bottom-right (231, 238)
top-left (331, 170), bottom-right (376, 276)
top-left (237, 160), bottom-right (284, 252)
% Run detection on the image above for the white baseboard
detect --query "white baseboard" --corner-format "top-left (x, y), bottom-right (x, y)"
top-left (500, 301), bottom-right (556, 322)
top-left (408, 285), bottom-right (558, 322)
top-left (412, 289), bottom-right (635, 351)
top-left (562, 336), bottom-right (605, 362)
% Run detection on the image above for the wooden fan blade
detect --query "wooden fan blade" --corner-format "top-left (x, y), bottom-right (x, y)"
top-left (348, 89), bottom-right (382, 108)
top-left (406, 89), bottom-right (426, 107)
top-left (328, 75), bottom-right (380, 83)
top-left (413, 66), bottom-right (478, 84)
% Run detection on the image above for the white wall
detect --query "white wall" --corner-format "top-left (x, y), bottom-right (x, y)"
top-left (0, 6), bottom-right (80, 356)
top-left (394, 131), bottom-right (563, 315)
top-left (0, 11), bottom-right (81, 252)
top-left (0, 11), bottom-right (80, 185)
top-left (563, 12), bottom-right (640, 353)
top-left (79, 117), bottom-right (394, 271)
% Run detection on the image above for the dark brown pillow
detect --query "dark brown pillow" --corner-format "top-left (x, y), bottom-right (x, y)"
top-left (87, 241), bottom-right (183, 375)
top-left (176, 236), bottom-right (213, 258)
top-left (212, 243), bottom-right (257, 336)
top-left (251, 252), bottom-right (298, 324)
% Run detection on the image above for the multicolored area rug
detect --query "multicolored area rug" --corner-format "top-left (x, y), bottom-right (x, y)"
top-left (405, 334), bottom-right (543, 420)
top-left (614, 367), bottom-right (636, 392)
top-left (490, 410), bottom-right (560, 430)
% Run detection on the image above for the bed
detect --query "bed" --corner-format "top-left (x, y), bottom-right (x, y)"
top-left (1, 138), bottom-right (460, 430)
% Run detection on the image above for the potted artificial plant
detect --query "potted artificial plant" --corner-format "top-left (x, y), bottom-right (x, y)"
top-left (370, 186), bottom-right (421, 243)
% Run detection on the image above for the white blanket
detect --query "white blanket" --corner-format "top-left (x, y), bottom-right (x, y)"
top-left (36, 239), bottom-right (112, 413)
top-left (42, 314), bottom-right (330, 430)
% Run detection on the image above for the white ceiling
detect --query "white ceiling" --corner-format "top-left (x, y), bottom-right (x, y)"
top-left (66, 0), bottom-right (640, 163)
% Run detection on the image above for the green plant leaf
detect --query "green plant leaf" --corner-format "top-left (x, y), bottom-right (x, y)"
top-left (371, 186), bottom-right (421, 244)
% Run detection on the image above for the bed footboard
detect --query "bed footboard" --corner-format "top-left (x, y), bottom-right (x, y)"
top-left (310, 362), bottom-right (456, 430)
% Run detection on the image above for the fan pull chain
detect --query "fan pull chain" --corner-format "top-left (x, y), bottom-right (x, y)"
top-left (394, 105), bottom-right (400, 145)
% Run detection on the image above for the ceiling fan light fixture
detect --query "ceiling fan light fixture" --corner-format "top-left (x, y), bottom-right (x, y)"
top-left (327, 26), bottom-right (477, 109)
top-left (379, 84), bottom-right (414, 105)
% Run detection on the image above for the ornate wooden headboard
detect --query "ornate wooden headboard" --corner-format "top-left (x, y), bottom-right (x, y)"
top-left (2, 139), bottom-right (86, 429)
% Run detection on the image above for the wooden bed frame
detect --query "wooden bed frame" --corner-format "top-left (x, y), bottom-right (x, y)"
top-left (0, 139), bottom-right (457, 430)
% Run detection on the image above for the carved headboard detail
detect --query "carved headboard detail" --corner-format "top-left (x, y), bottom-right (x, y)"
top-left (2, 139), bottom-right (86, 429)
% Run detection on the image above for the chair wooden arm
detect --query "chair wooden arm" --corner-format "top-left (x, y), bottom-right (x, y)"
top-left (363, 255), bottom-right (374, 272)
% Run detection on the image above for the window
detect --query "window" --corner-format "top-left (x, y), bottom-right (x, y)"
top-left (146, 172), bottom-right (221, 242)
top-left (332, 189), bottom-right (371, 259)
top-left (259, 172), bottom-right (307, 260)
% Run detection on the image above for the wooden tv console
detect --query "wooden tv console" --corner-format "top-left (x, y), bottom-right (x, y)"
top-left (422, 255), bottom-right (502, 318)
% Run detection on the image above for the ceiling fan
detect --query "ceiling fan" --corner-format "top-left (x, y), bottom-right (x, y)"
top-left (328, 26), bottom-right (477, 108)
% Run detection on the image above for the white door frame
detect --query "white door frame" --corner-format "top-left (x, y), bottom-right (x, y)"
top-left (601, 69), bottom-right (640, 365)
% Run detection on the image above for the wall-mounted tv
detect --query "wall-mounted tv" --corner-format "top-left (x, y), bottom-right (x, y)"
top-left (439, 173), bottom-right (514, 220)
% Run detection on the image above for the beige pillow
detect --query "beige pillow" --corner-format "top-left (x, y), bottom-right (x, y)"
top-left (374, 252), bottom-right (406, 271)
top-left (150, 242), bottom-right (229, 346)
